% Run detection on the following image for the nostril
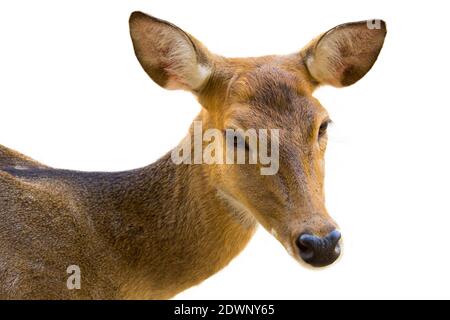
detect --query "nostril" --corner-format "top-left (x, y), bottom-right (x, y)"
top-left (296, 234), bottom-right (317, 261)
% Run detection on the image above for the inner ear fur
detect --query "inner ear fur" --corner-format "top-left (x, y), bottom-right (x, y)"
top-left (304, 20), bottom-right (387, 87)
top-left (129, 11), bottom-right (213, 92)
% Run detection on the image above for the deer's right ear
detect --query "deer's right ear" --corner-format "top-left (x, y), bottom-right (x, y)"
top-left (129, 12), bottom-right (212, 92)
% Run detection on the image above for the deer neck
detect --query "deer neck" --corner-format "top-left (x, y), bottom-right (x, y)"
top-left (104, 131), bottom-right (257, 298)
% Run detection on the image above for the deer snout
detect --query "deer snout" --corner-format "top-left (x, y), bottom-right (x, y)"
top-left (296, 230), bottom-right (341, 267)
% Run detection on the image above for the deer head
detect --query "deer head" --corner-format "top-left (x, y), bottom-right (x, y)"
top-left (129, 12), bottom-right (386, 267)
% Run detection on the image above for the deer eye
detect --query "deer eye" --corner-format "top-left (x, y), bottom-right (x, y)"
top-left (234, 137), bottom-right (250, 150)
top-left (318, 121), bottom-right (330, 139)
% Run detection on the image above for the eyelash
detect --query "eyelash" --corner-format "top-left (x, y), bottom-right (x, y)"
top-left (234, 138), bottom-right (250, 150)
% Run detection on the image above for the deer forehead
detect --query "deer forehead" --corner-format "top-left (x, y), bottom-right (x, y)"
top-left (222, 67), bottom-right (328, 133)
top-left (227, 62), bottom-right (310, 100)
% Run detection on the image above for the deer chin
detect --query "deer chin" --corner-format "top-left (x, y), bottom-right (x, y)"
top-left (268, 227), bottom-right (307, 268)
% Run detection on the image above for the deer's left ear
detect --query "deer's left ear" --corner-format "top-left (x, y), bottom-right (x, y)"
top-left (304, 20), bottom-right (387, 87)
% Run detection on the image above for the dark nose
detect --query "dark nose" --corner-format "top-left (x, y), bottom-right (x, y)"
top-left (296, 230), bottom-right (341, 267)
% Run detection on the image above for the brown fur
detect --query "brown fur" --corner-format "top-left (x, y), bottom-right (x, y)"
top-left (0, 12), bottom-right (386, 299)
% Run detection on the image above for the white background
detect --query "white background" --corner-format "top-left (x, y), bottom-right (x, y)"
top-left (1, 0), bottom-right (449, 299)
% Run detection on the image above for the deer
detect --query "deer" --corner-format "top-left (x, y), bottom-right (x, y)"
top-left (0, 11), bottom-right (386, 299)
